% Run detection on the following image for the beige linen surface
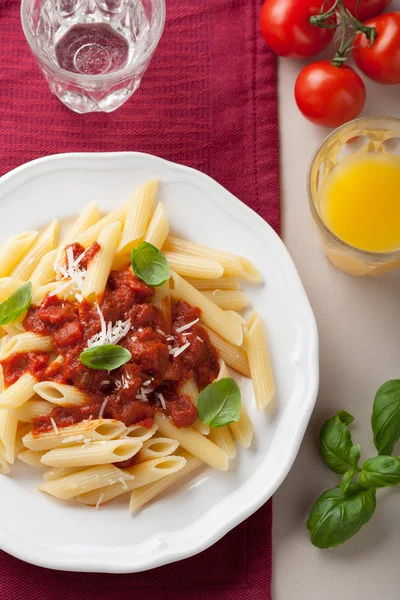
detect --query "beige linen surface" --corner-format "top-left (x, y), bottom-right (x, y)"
top-left (275, 23), bottom-right (400, 599)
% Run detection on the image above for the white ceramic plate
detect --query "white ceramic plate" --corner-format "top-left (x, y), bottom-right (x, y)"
top-left (0, 153), bottom-right (318, 573)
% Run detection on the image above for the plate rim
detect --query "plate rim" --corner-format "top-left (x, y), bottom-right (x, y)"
top-left (0, 152), bottom-right (319, 573)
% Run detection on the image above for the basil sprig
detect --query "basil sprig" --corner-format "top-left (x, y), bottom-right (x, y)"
top-left (0, 281), bottom-right (32, 325)
top-left (307, 484), bottom-right (376, 549)
top-left (197, 377), bottom-right (241, 428)
top-left (320, 410), bottom-right (361, 474)
top-left (308, 385), bottom-right (400, 549)
top-left (130, 241), bottom-right (170, 287)
top-left (80, 344), bottom-right (131, 370)
top-left (371, 380), bottom-right (400, 455)
top-left (359, 456), bottom-right (400, 489)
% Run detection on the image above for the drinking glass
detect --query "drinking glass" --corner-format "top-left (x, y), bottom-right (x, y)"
top-left (21, 0), bottom-right (165, 113)
top-left (308, 116), bottom-right (400, 276)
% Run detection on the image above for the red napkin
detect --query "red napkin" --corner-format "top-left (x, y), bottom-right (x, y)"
top-left (0, 0), bottom-right (279, 597)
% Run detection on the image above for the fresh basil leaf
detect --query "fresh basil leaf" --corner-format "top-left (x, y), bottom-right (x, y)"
top-left (320, 411), bottom-right (360, 475)
top-left (197, 377), bottom-right (241, 428)
top-left (340, 470), bottom-right (356, 495)
top-left (307, 483), bottom-right (376, 549)
top-left (359, 456), bottom-right (400, 489)
top-left (371, 380), bottom-right (400, 456)
top-left (80, 344), bottom-right (131, 371)
top-left (130, 241), bottom-right (170, 287)
top-left (0, 282), bottom-right (32, 326)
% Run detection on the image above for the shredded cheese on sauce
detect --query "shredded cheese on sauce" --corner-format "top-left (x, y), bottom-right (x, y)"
top-left (53, 246), bottom-right (88, 293)
top-left (50, 417), bottom-right (59, 435)
top-left (86, 303), bottom-right (131, 349)
top-left (156, 392), bottom-right (167, 411)
top-left (175, 318), bottom-right (199, 333)
top-left (98, 397), bottom-right (109, 420)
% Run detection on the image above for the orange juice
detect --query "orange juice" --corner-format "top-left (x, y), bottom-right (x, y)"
top-left (321, 152), bottom-right (400, 253)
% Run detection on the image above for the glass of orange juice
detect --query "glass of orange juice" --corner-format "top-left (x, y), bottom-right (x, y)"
top-left (308, 116), bottom-right (400, 276)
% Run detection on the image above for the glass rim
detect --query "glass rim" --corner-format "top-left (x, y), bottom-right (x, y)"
top-left (307, 115), bottom-right (400, 263)
top-left (20, 0), bottom-right (166, 84)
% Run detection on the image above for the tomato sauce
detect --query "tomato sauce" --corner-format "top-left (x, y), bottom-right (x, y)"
top-left (6, 262), bottom-right (219, 434)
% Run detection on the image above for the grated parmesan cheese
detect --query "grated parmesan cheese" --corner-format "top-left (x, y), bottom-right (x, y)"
top-left (61, 435), bottom-right (84, 444)
top-left (176, 318), bottom-right (199, 334)
top-left (95, 493), bottom-right (104, 509)
top-left (118, 477), bottom-right (129, 490)
top-left (53, 246), bottom-right (87, 292)
top-left (156, 328), bottom-right (167, 337)
top-left (157, 392), bottom-right (167, 411)
top-left (87, 303), bottom-right (131, 348)
top-left (171, 342), bottom-right (191, 358)
top-left (196, 336), bottom-right (203, 343)
top-left (50, 417), bottom-right (59, 435)
top-left (98, 397), bottom-right (109, 420)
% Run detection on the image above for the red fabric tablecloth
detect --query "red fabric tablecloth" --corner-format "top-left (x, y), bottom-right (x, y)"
top-left (0, 0), bottom-right (279, 597)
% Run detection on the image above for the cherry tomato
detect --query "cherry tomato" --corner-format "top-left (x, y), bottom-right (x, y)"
top-left (259, 0), bottom-right (336, 59)
top-left (338, 0), bottom-right (391, 21)
top-left (294, 61), bottom-right (366, 128)
top-left (353, 12), bottom-right (400, 84)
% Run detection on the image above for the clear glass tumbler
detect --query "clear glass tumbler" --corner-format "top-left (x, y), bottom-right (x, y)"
top-left (21, 0), bottom-right (165, 113)
top-left (308, 116), bottom-right (400, 276)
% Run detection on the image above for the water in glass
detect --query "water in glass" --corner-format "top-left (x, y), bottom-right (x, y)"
top-left (21, 0), bottom-right (165, 113)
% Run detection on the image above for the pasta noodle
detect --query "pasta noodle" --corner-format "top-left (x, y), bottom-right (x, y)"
top-left (23, 419), bottom-right (126, 451)
top-left (43, 466), bottom-right (82, 481)
top-left (122, 421), bottom-right (158, 442)
top-left (117, 179), bottom-right (158, 255)
top-left (136, 437), bottom-right (179, 463)
top-left (40, 438), bottom-right (143, 467)
top-left (38, 464), bottom-right (131, 499)
top-left (200, 323), bottom-right (250, 377)
top-left (29, 248), bottom-right (58, 286)
top-left (0, 408), bottom-right (18, 463)
top-left (155, 412), bottom-right (228, 471)
top-left (0, 373), bottom-right (37, 409)
top-left (12, 220), bottom-right (58, 281)
top-left (60, 202), bottom-right (100, 248)
top-left (164, 251), bottom-right (224, 279)
top-left (170, 272), bottom-right (243, 346)
top-left (245, 311), bottom-right (275, 411)
top-left (144, 202), bottom-right (169, 249)
top-left (77, 455), bottom-right (186, 506)
top-left (201, 290), bottom-right (249, 311)
top-left (82, 221), bottom-right (121, 301)
top-left (75, 202), bottom-right (128, 248)
top-left (183, 276), bottom-right (240, 291)
top-left (18, 449), bottom-right (46, 467)
top-left (164, 236), bottom-right (263, 282)
top-left (129, 451), bottom-right (202, 513)
top-left (9, 398), bottom-right (52, 423)
top-left (177, 378), bottom-right (210, 436)
top-left (152, 281), bottom-right (171, 332)
top-left (0, 231), bottom-right (38, 278)
top-left (0, 332), bottom-right (53, 359)
top-left (33, 381), bottom-right (89, 406)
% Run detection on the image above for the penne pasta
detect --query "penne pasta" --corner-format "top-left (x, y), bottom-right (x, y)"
top-left (23, 419), bottom-right (126, 451)
top-left (154, 412), bottom-right (228, 471)
top-left (31, 279), bottom-right (77, 305)
top-left (208, 427), bottom-right (236, 459)
top-left (0, 333), bottom-right (53, 360)
top-left (2, 322), bottom-right (26, 336)
top-left (0, 451), bottom-right (10, 475)
top-left (0, 408), bottom-right (18, 463)
top-left (170, 272), bottom-right (243, 346)
top-left (38, 464), bottom-right (132, 499)
top-left (164, 236), bottom-right (263, 282)
top-left (10, 398), bottom-right (52, 422)
top-left (12, 220), bottom-right (58, 281)
top-left (164, 251), bottom-right (224, 279)
top-left (60, 202), bottom-right (101, 248)
top-left (117, 179), bottom-right (158, 255)
top-left (18, 449), bottom-right (46, 467)
top-left (201, 290), bottom-right (249, 311)
top-left (184, 276), bottom-right (240, 291)
top-left (0, 373), bottom-right (37, 409)
top-left (43, 466), bottom-right (82, 481)
top-left (144, 202), bottom-right (169, 249)
top-left (15, 423), bottom-right (33, 455)
top-left (33, 381), bottom-right (89, 406)
top-left (153, 281), bottom-right (171, 333)
top-left (129, 451), bottom-right (202, 513)
top-left (82, 221), bottom-right (121, 301)
top-left (245, 311), bottom-right (275, 411)
top-left (136, 437), bottom-right (179, 462)
top-left (0, 278), bottom-right (28, 301)
top-left (40, 438), bottom-right (143, 468)
top-left (0, 231), bottom-right (38, 278)
top-left (122, 421), bottom-right (158, 442)
top-left (177, 378), bottom-right (210, 436)
top-left (217, 359), bottom-right (253, 448)
top-left (75, 202), bottom-right (128, 249)
top-left (29, 248), bottom-right (58, 286)
top-left (201, 322), bottom-right (250, 377)
top-left (77, 455), bottom-right (186, 506)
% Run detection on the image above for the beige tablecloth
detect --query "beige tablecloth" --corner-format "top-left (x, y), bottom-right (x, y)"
top-left (275, 19), bottom-right (400, 598)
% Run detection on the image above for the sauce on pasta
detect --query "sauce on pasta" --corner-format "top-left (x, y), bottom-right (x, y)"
top-left (4, 257), bottom-right (219, 434)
